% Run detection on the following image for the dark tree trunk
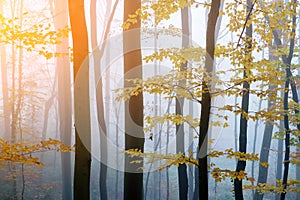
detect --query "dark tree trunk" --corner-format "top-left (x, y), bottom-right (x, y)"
top-left (254, 45), bottom-right (277, 200)
top-left (254, 86), bottom-right (275, 200)
top-left (68, 0), bottom-right (91, 199)
top-left (123, 0), bottom-right (144, 199)
top-left (281, 79), bottom-right (290, 200)
top-left (271, 1), bottom-right (297, 198)
top-left (198, 0), bottom-right (220, 199)
top-left (233, 71), bottom-right (250, 200)
top-left (275, 121), bottom-right (284, 200)
top-left (233, 0), bottom-right (252, 199)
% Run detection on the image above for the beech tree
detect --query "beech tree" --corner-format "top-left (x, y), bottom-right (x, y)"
top-left (198, 0), bottom-right (221, 198)
top-left (176, 4), bottom-right (190, 200)
top-left (234, 0), bottom-right (253, 198)
top-left (50, 0), bottom-right (73, 199)
top-left (123, 0), bottom-right (144, 199)
top-left (68, 0), bottom-right (91, 199)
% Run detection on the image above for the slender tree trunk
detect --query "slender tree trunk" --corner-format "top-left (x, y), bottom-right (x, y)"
top-left (253, 87), bottom-right (275, 200)
top-left (281, 78), bottom-right (290, 200)
top-left (188, 101), bottom-right (194, 199)
top-left (297, 18), bottom-right (300, 200)
top-left (49, 0), bottom-right (73, 199)
top-left (91, 0), bottom-right (119, 198)
top-left (166, 117), bottom-right (170, 200)
top-left (11, 18), bottom-right (17, 145)
top-left (90, 0), bottom-right (108, 199)
top-left (0, 0), bottom-right (10, 141)
top-left (17, 3), bottom-right (24, 198)
top-left (123, 0), bottom-right (144, 199)
top-left (234, 62), bottom-right (250, 200)
top-left (234, 0), bottom-right (252, 199)
top-left (198, 0), bottom-right (220, 199)
top-left (0, 38), bottom-right (10, 140)
top-left (254, 45), bottom-right (277, 200)
top-left (251, 98), bottom-right (262, 197)
top-left (271, 1), bottom-right (297, 198)
top-left (68, 0), bottom-right (91, 199)
top-left (176, 4), bottom-right (190, 200)
top-left (187, 7), bottom-right (194, 200)
top-left (275, 120), bottom-right (284, 200)
top-left (193, 160), bottom-right (199, 200)
top-left (10, 2), bottom-right (18, 198)
top-left (41, 73), bottom-right (56, 141)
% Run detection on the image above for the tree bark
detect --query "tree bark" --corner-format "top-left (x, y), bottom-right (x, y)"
top-left (90, 0), bottom-right (108, 199)
top-left (198, 0), bottom-right (220, 199)
top-left (233, 0), bottom-right (252, 199)
top-left (123, 0), bottom-right (144, 199)
top-left (50, 0), bottom-right (73, 199)
top-left (254, 45), bottom-right (277, 200)
top-left (68, 0), bottom-right (91, 199)
top-left (271, 1), bottom-right (297, 198)
top-left (176, 4), bottom-right (190, 200)
top-left (275, 121), bottom-right (284, 200)
top-left (253, 87), bottom-right (275, 200)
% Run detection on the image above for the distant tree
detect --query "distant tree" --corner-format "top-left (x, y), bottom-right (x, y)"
top-left (90, 0), bottom-right (107, 199)
top-left (50, 0), bottom-right (73, 199)
top-left (254, 44), bottom-right (277, 200)
top-left (0, 0), bottom-right (10, 141)
top-left (176, 4), bottom-right (190, 200)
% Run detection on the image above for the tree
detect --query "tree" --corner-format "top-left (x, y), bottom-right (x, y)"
top-left (0, 0), bottom-right (10, 141)
top-left (234, 0), bottom-right (253, 199)
top-left (123, 0), bottom-right (144, 199)
top-left (254, 45), bottom-right (277, 200)
top-left (64, 0), bottom-right (300, 199)
top-left (68, 0), bottom-right (91, 199)
top-left (50, 0), bottom-right (73, 199)
top-left (176, 4), bottom-right (190, 200)
top-left (198, 0), bottom-right (220, 199)
top-left (90, 0), bottom-right (107, 199)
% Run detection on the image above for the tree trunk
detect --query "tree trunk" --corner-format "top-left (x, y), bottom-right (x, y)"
top-left (254, 87), bottom-right (275, 200)
top-left (50, 0), bottom-right (73, 199)
top-left (90, 0), bottom-right (108, 199)
top-left (251, 98), bottom-right (262, 198)
top-left (198, 0), bottom-right (220, 199)
top-left (41, 73), bottom-right (56, 141)
top-left (188, 101), bottom-right (194, 199)
top-left (254, 45), bottom-right (277, 200)
top-left (0, 18), bottom-right (10, 139)
top-left (281, 79), bottom-right (290, 200)
top-left (123, 0), bottom-right (144, 199)
top-left (68, 0), bottom-right (91, 199)
top-left (234, 0), bottom-right (252, 199)
top-left (275, 120), bottom-right (284, 200)
top-left (271, 1), bottom-right (297, 197)
top-left (176, 4), bottom-right (190, 200)
top-left (0, 43), bottom-right (10, 140)
top-left (10, 3), bottom-right (18, 199)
